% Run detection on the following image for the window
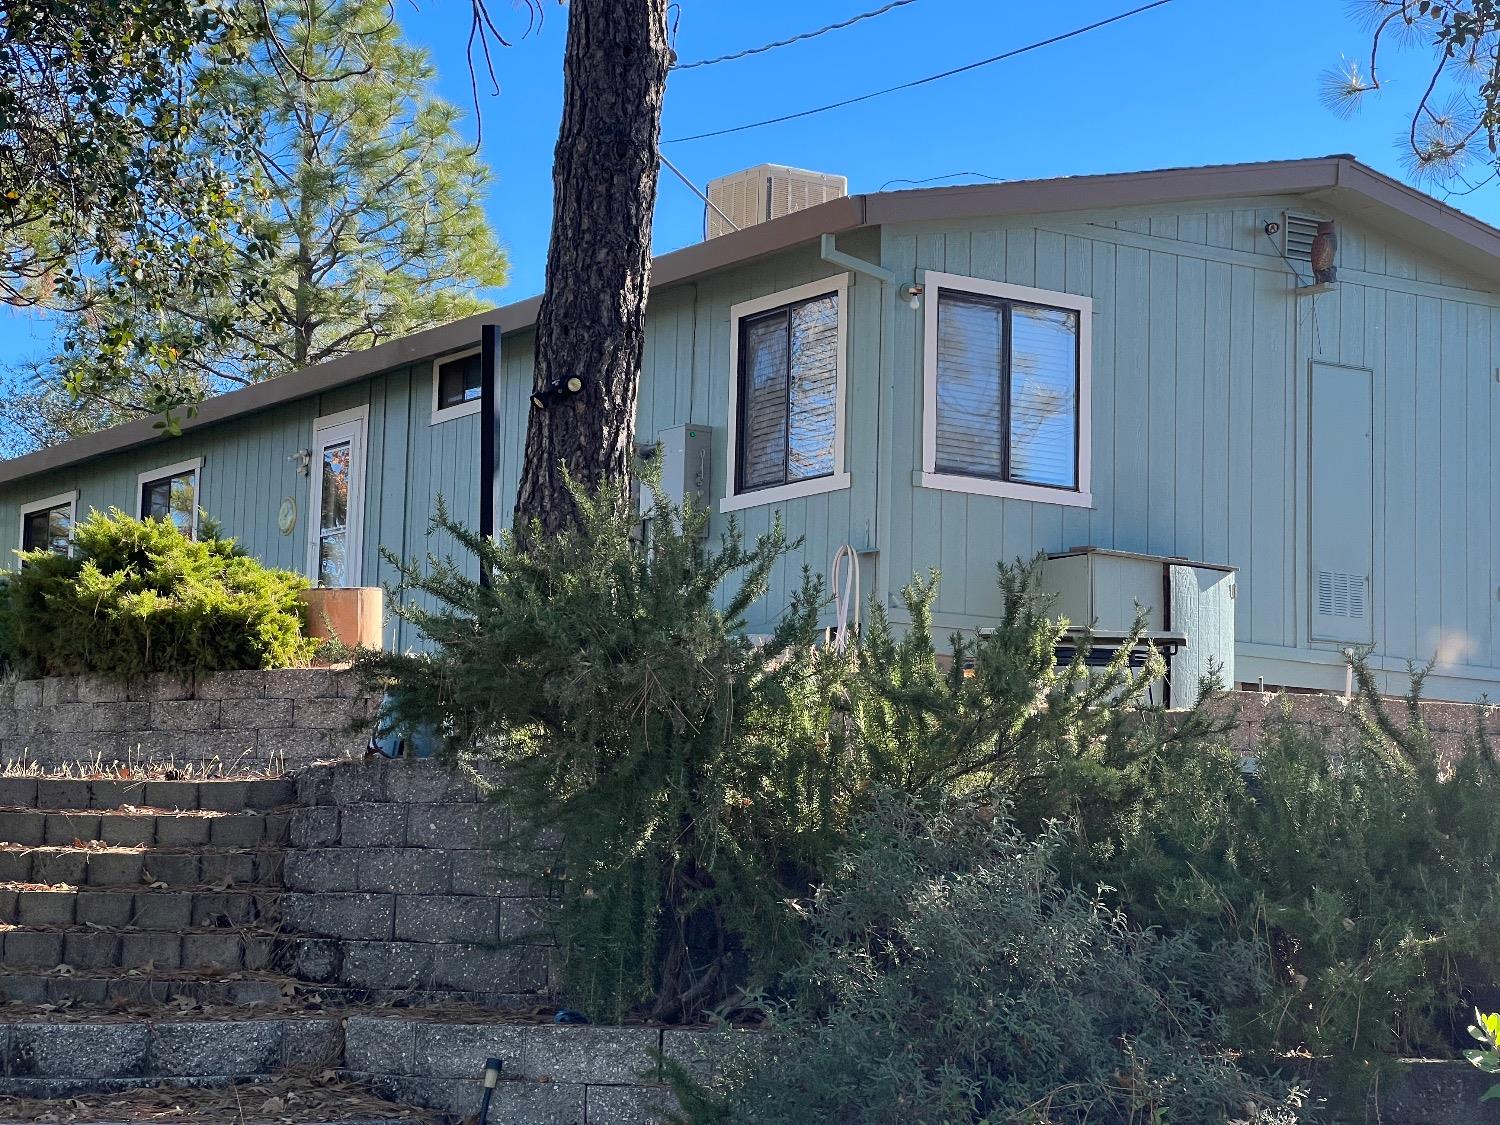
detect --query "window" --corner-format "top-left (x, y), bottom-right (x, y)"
top-left (724, 276), bottom-right (851, 511)
top-left (137, 459), bottom-right (202, 538)
top-left (919, 272), bottom-right (1092, 507)
top-left (18, 492), bottom-right (77, 558)
top-left (430, 348), bottom-right (482, 423)
top-left (307, 407), bottom-right (367, 588)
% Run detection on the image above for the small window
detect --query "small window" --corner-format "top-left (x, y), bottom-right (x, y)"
top-left (920, 273), bottom-right (1092, 508)
top-left (137, 459), bottom-right (201, 538)
top-left (431, 349), bottom-right (483, 422)
top-left (18, 492), bottom-right (77, 559)
top-left (724, 276), bottom-right (851, 511)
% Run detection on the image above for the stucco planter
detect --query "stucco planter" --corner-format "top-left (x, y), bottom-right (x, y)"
top-left (300, 587), bottom-right (384, 652)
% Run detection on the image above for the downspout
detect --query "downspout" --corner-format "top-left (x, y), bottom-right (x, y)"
top-left (818, 227), bottom-right (891, 630)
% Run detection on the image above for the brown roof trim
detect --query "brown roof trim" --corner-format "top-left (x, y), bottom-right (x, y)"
top-left (4, 156), bottom-right (1496, 487)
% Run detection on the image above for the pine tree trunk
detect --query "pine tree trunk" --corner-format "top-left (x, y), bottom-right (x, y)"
top-left (512, 0), bottom-right (670, 536)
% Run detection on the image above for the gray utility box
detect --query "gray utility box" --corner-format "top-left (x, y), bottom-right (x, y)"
top-left (639, 423), bottom-right (714, 522)
top-left (1039, 548), bottom-right (1237, 708)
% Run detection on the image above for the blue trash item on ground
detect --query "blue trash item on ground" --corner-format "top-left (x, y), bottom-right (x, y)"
top-left (365, 693), bottom-right (439, 759)
top-left (553, 1009), bottom-right (590, 1025)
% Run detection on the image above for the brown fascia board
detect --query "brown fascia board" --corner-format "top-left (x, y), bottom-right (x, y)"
top-left (6, 156), bottom-right (1499, 487)
top-left (863, 156), bottom-right (1347, 225)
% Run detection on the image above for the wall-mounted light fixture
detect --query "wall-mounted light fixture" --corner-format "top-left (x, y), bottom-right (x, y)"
top-left (903, 284), bottom-right (924, 311)
top-left (530, 376), bottom-right (585, 411)
top-left (289, 449), bottom-right (312, 476)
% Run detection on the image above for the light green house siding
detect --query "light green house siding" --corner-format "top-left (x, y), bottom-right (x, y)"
top-left (3, 171), bottom-right (1499, 701)
top-left (873, 197), bottom-right (1500, 700)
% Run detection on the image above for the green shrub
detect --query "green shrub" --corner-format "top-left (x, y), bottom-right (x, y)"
top-left (1083, 656), bottom-right (1500, 1085)
top-left (361, 484), bottom-right (860, 1023)
top-left (665, 794), bottom-right (1304, 1125)
top-left (7, 508), bottom-right (315, 679)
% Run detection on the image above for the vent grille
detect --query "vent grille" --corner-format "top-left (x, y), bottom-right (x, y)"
top-left (1317, 570), bottom-right (1367, 619)
top-left (1284, 213), bottom-right (1322, 261)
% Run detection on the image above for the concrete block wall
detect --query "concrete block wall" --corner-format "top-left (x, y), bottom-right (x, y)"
top-left (285, 759), bottom-right (552, 1005)
top-left (1207, 689), bottom-right (1495, 766)
top-left (344, 1016), bottom-right (748, 1124)
top-left (0, 669), bottom-right (381, 771)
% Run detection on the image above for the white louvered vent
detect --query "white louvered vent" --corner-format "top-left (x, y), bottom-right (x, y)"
top-left (706, 165), bottom-right (848, 239)
top-left (1284, 213), bottom-right (1323, 261)
top-left (1317, 570), bottom-right (1367, 619)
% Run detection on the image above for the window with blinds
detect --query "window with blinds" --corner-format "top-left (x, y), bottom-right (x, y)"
top-left (736, 291), bottom-right (840, 493)
top-left (934, 287), bottom-right (1080, 490)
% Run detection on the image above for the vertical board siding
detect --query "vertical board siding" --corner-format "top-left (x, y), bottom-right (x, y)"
top-left (879, 202), bottom-right (1500, 698)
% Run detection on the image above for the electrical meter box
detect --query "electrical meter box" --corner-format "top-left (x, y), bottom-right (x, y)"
top-left (639, 424), bottom-right (714, 522)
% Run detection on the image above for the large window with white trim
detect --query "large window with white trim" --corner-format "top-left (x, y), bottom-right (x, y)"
top-left (920, 273), bottom-right (1092, 507)
top-left (725, 276), bottom-right (850, 511)
top-left (138, 459), bottom-right (202, 538)
top-left (19, 492), bottom-right (77, 558)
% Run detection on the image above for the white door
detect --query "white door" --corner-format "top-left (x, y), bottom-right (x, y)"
top-left (1309, 362), bottom-right (1374, 645)
top-left (307, 408), bottom-right (368, 588)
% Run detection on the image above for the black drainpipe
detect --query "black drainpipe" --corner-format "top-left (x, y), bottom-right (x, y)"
top-left (478, 323), bottom-right (501, 585)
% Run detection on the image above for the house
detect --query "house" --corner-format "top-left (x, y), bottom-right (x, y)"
top-left (3, 155), bottom-right (1499, 702)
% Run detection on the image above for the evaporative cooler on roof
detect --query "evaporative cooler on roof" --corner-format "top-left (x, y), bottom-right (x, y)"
top-left (705, 165), bottom-right (848, 238)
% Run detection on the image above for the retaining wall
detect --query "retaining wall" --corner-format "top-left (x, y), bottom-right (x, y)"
top-left (1208, 689), bottom-right (1494, 764)
top-left (285, 759), bottom-right (552, 1005)
top-left (0, 669), bottom-right (381, 771)
top-left (344, 1015), bottom-right (741, 1123)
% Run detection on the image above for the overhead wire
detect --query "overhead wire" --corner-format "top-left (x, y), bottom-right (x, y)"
top-left (663, 0), bottom-right (1174, 143)
top-left (671, 0), bottom-right (922, 71)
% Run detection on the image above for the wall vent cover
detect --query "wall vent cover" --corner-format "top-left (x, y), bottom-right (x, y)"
top-left (1317, 569), bottom-right (1367, 619)
top-left (1284, 212), bottom-right (1322, 261)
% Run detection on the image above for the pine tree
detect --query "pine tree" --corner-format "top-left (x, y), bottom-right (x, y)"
top-left (43, 0), bottom-right (508, 430)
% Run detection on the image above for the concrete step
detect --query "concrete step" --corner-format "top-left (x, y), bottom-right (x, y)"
top-left (0, 844), bottom-right (284, 888)
top-left (0, 883), bottom-right (281, 928)
top-left (293, 937), bottom-right (548, 998)
top-left (0, 1070), bottom-right (432, 1123)
top-left (0, 807), bottom-right (290, 848)
top-left (0, 1015), bottom-right (340, 1095)
top-left (0, 968), bottom-right (291, 1008)
top-left (0, 924), bottom-right (284, 972)
top-left (0, 775), bottom-right (295, 813)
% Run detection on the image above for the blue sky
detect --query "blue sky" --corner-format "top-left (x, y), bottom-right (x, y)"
top-left (0, 0), bottom-right (1491, 369)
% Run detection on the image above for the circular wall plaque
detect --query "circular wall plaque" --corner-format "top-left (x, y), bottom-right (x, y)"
top-left (278, 496), bottom-right (298, 535)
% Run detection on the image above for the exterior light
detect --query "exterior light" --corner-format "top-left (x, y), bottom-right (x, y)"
top-left (530, 377), bottom-right (587, 410)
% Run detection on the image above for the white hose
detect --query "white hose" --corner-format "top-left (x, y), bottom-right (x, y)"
top-left (831, 543), bottom-right (861, 652)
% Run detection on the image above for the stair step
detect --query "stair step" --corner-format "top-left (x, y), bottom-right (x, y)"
top-left (293, 937), bottom-right (548, 997)
top-left (0, 924), bottom-right (285, 972)
top-left (0, 884), bottom-right (280, 928)
top-left (0, 1073), bottom-right (431, 1123)
top-left (0, 808), bottom-right (290, 848)
top-left (0, 969), bottom-right (291, 1008)
top-left (0, 776), bottom-right (296, 813)
top-left (0, 845), bottom-right (284, 888)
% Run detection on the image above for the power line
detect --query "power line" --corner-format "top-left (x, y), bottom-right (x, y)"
top-left (672, 0), bottom-right (922, 71)
top-left (663, 0), bottom-right (1174, 143)
top-left (878, 171), bottom-right (1004, 190)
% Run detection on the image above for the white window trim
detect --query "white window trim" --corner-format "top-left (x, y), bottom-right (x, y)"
top-left (136, 457), bottom-right (204, 536)
top-left (722, 274), bottom-right (852, 513)
top-left (307, 405), bottom-right (369, 587)
top-left (919, 270), bottom-right (1093, 509)
top-left (430, 345), bottom-right (483, 425)
top-left (17, 490), bottom-right (78, 557)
